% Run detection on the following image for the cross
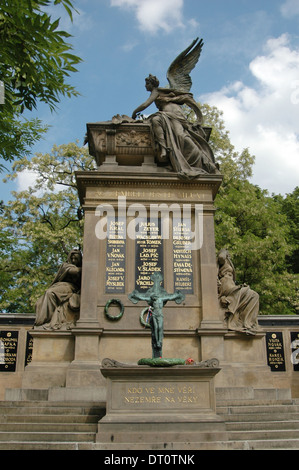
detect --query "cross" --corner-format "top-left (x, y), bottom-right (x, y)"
top-left (128, 272), bottom-right (185, 358)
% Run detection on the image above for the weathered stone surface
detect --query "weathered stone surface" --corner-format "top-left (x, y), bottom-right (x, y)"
top-left (97, 359), bottom-right (226, 445)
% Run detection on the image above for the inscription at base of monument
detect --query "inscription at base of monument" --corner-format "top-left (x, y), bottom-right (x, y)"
top-left (0, 331), bottom-right (18, 372)
top-left (266, 332), bottom-right (286, 372)
top-left (112, 380), bottom-right (211, 412)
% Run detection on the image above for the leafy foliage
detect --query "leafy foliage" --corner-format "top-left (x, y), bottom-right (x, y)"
top-left (0, 114), bottom-right (48, 172)
top-left (0, 142), bottom-right (95, 312)
top-left (0, 104), bottom-right (298, 315)
top-left (0, 0), bottom-right (81, 166)
top-left (201, 104), bottom-right (298, 315)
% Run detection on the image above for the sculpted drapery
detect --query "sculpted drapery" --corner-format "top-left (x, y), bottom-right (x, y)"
top-left (34, 249), bottom-right (82, 330)
top-left (217, 249), bottom-right (260, 335)
top-left (131, 39), bottom-right (219, 179)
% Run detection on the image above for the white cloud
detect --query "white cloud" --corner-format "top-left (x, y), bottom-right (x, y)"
top-left (16, 170), bottom-right (64, 195)
top-left (281, 0), bottom-right (299, 18)
top-left (110, 0), bottom-right (184, 33)
top-left (17, 170), bottom-right (38, 192)
top-left (200, 34), bottom-right (299, 195)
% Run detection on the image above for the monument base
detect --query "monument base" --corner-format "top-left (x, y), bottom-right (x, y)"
top-left (96, 358), bottom-right (227, 446)
top-left (21, 330), bottom-right (75, 389)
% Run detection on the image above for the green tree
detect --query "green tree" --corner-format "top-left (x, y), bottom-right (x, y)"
top-left (0, 0), bottom-right (81, 169)
top-left (201, 104), bottom-right (298, 315)
top-left (278, 187), bottom-right (299, 274)
top-left (1, 104), bottom-right (298, 315)
top-left (0, 142), bottom-right (95, 312)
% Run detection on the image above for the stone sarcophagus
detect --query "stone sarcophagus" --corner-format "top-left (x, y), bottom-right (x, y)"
top-left (86, 117), bottom-right (212, 170)
top-left (86, 119), bottom-right (156, 168)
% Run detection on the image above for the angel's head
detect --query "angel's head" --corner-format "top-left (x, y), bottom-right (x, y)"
top-left (145, 74), bottom-right (159, 91)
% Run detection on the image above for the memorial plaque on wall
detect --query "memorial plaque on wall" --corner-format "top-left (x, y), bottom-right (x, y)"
top-left (173, 218), bottom-right (193, 294)
top-left (25, 332), bottom-right (33, 367)
top-left (290, 332), bottom-right (299, 371)
top-left (135, 218), bottom-right (163, 291)
top-left (105, 217), bottom-right (126, 294)
top-left (266, 332), bottom-right (286, 371)
top-left (0, 331), bottom-right (19, 372)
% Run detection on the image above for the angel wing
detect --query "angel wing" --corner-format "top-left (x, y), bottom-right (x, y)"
top-left (166, 38), bottom-right (204, 92)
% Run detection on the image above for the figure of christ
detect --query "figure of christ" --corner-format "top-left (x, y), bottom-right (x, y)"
top-left (129, 273), bottom-right (185, 358)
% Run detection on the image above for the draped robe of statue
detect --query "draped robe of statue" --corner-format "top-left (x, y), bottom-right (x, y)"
top-left (35, 250), bottom-right (82, 330)
top-left (131, 39), bottom-right (219, 180)
top-left (217, 250), bottom-right (260, 335)
top-left (149, 88), bottom-right (217, 179)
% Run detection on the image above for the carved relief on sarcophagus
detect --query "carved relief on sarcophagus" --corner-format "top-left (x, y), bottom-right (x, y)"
top-left (86, 119), bottom-right (155, 168)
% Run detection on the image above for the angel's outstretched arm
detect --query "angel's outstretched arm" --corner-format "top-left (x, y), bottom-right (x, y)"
top-left (132, 89), bottom-right (159, 119)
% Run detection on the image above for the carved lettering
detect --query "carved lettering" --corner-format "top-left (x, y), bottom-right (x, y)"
top-left (135, 218), bottom-right (163, 291)
top-left (0, 331), bottom-right (19, 372)
top-left (173, 219), bottom-right (193, 294)
top-left (106, 217), bottom-right (126, 293)
top-left (123, 383), bottom-right (200, 406)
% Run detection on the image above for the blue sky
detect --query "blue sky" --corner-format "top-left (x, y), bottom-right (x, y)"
top-left (3, 0), bottom-right (299, 198)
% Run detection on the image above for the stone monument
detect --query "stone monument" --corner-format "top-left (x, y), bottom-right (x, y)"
top-left (93, 38), bottom-right (226, 445)
top-left (20, 37), bottom-right (276, 424)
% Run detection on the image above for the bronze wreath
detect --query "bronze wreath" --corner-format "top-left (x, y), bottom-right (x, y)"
top-left (104, 299), bottom-right (124, 321)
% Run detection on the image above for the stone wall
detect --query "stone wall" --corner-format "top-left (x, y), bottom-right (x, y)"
top-left (0, 314), bottom-right (34, 400)
top-left (1, 313), bottom-right (299, 400)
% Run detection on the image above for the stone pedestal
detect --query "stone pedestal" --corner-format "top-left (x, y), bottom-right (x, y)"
top-left (96, 359), bottom-right (227, 446)
top-left (70, 166), bottom-right (223, 397)
top-left (18, 120), bottom-right (277, 402)
top-left (21, 330), bottom-right (74, 389)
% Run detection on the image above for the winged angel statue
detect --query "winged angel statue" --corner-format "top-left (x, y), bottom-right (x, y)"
top-left (132, 38), bottom-right (218, 179)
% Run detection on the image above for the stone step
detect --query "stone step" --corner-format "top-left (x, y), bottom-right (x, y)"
top-left (0, 400), bottom-right (105, 410)
top-left (1, 437), bottom-right (299, 451)
top-left (227, 420), bottom-right (299, 431)
top-left (0, 442), bottom-right (81, 450)
top-left (217, 399), bottom-right (294, 407)
top-left (0, 400), bottom-right (102, 447)
top-left (96, 430), bottom-right (228, 445)
top-left (228, 429), bottom-right (299, 441)
top-left (1, 396), bottom-right (299, 450)
top-left (0, 431), bottom-right (96, 442)
top-left (236, 439), bottom-right (299, 450)
top-left (0, 422), bottom-right (97, 433)
top-left (85, 439), bottom-right (299, 450)
top-left (0, 404), bottom-right (104, 416)
top-left (0, 414), bottom-right (99, 424)
top-left (217, 404), bottom-right (299, 415)
top-left (216, 387), bottom-right (292, 402)
top-left (223, 412), bottom-right (299, 422)
top-left (0, 441), bottom-right (237, 450)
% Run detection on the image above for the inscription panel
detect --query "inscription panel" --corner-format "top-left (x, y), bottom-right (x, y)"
top-left (135, 218), bottom-right (163, 291)
top-left (95, 188), bottom-right (205, 202)
top-left (173, 218), bottom-right (193, 294)
top-left (266, 332), bottom-right (286, 371)
top-left (25, 332), bottom-right (33, 367)
top-left (111, 380), bottom-right (211, 412)
top-left (106, 217), bottom-right (126, 294)
top-left (0, 331), bottom-right (19, 372)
